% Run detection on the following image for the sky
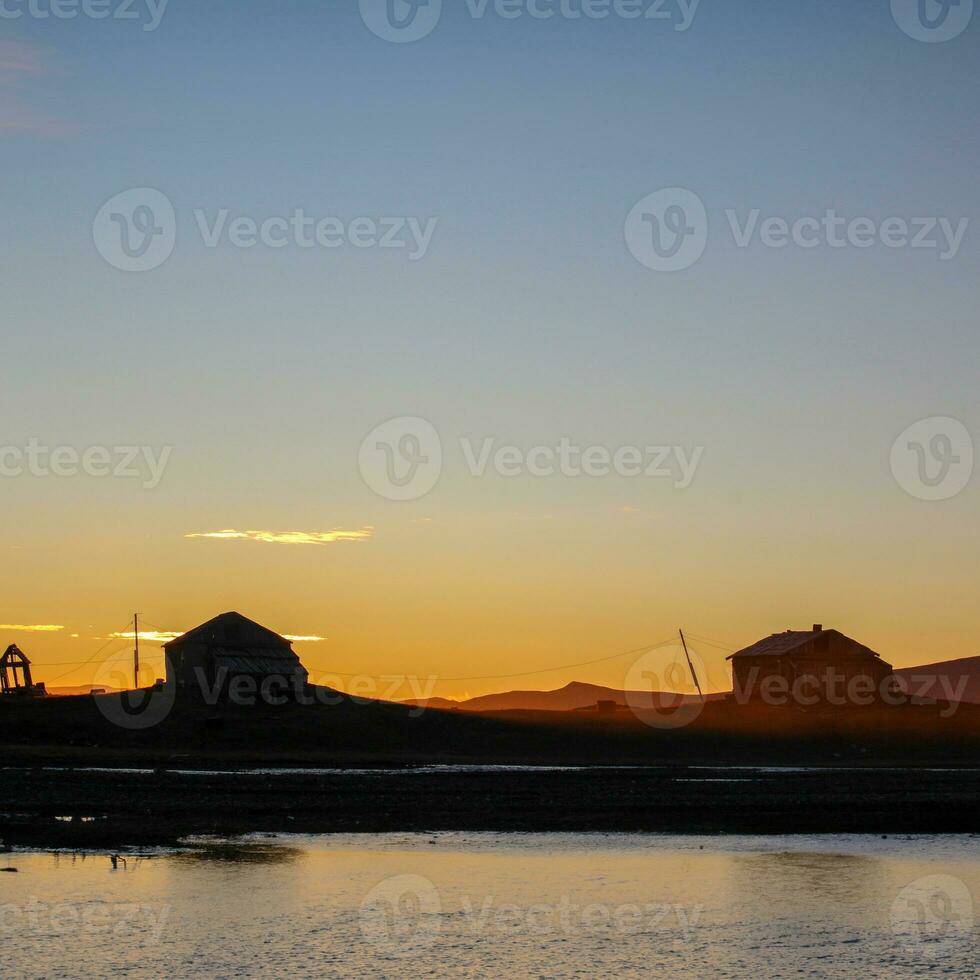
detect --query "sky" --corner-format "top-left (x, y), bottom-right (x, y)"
top-left (1, 0), bottom-right (978, 699)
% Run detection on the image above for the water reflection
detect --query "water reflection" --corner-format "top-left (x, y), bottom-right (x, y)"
top-left (0, 834), bottom-right (975, 978)
top-left (175, 841), bottom-right (302, 865)
top-left (731, 850), bottom-right (884, 904)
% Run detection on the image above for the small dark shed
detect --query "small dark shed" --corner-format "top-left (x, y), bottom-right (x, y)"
top-left (164, 612), bottom-right (309, 694)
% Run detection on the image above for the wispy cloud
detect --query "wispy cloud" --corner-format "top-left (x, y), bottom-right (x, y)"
top-left (110, 631), bottom-right (184, 644)
top-left (110, 630), bottom-right (326, 644)
top-left (0, 624), bottom-right (65, 633)
top-left (185, 528), bottom-right (373, 546)
top-left (0, 111), bottom-right (74, 137)
top-left (0, 40), bottom-right (78, 137)
top-left (619, 505), bottom-right (656, 519)
top-left (0, 40), bottom-right (52, 77)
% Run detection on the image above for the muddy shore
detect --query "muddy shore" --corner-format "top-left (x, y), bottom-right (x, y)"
top-left (3, 766), bottom-right (979, 849)
top-left (2, 693), bottom-right (978, 848)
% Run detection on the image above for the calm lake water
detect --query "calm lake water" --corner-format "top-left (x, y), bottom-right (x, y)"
top-left (1, 834), bottom-right (977, 978)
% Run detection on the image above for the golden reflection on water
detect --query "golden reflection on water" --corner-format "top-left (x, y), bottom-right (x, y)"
top-left (174, 842), bottom-right (303, 865)
top-left (0, 835), bottom-right (976, 978)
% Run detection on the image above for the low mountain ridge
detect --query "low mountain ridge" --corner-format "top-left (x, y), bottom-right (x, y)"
top-left (402, 679), bottom-right (723, 712)
top-left (895, 656), bottom-right (980, 704)
top-left (403, 658), bottom-right (980, 711)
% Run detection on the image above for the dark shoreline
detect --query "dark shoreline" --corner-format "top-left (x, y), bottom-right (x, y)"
top-left (3, 694), bottom-right (979, 848)
top-left (3, 765), bottom-right (979, 850)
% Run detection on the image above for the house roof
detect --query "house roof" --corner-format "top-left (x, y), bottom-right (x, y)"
top-left (213, 652), bottom-right (306, 675)
top-left (164, 611), bottom-right (292, 650)
top-left (727, 628), bottom-right (882, 662)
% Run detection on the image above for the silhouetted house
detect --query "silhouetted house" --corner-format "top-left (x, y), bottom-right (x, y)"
top-left (728, 625), bottom-right (896, 703)
top-left (164, 612), bottom-right (308, 696)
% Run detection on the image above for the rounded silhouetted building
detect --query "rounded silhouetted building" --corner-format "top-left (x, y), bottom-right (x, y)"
top-left (164, 611), bottom-right (309, 696)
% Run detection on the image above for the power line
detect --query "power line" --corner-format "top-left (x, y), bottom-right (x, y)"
top-left (35, 618), bottom-right (141, 685)
top-left (685, 631), bottom-right (737, 653)
top-left (136, 618), bottom-right (683, 682)
top-left (306, 636), bottom-right (683, 683)
top-left (33, 616), bottom-right (176, 672)
top-left (32, 621), bottom-right (726, 688)
top-left (31, 652), bottom-right (136, 667)
top-left (137, 617), bottom-right (172, 635)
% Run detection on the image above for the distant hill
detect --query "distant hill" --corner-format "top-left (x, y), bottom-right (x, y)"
top-left (47, 684), bottom-right (125, 697)
top-left (404, 658), bottom-right (980, 712)
top-left (401, 680), bottom-right (725, 713)
top-left (1, 680), bottom-right (978, 777)
top-left (40, 657), bottom-right (980, 709)
top-left (895, 656), bottom-right (980, 704)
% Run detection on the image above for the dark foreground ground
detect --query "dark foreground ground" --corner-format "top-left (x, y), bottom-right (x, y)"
top-left (2, 767), bottom-right (979, 849)
top-left (1, 690), bottom-right (978, 847)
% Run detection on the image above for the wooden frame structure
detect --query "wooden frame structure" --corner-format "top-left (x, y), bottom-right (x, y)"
top-left (1, 644), bottom-right (36, 695)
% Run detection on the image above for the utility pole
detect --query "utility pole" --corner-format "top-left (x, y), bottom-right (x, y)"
top-left (679, 629), bottom-right (704, 701)
top-left (133, 613), bottom-right (140, 690)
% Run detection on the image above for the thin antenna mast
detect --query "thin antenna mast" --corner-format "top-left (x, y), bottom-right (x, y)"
top-left (133, 613), bottom-right (140, 690)
top-left (679, 629), bottom-right (704, 701)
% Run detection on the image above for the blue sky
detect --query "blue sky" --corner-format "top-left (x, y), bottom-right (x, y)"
top-left (1, 0), bottom-right (979, 688)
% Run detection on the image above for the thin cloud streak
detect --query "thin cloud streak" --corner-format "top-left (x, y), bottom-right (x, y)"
top-left (110, 630), bottom-right (326, 644)
top-left (0, 40), bottom-right (81, 138)
top-left (0, 40), bottom-right (52, 76)
top-left (110, 631), bottom-right (184, 644)
top-left (0, 624), bottom-right (65, 633)
top-left (185, 528), bottom-right (373, 545)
